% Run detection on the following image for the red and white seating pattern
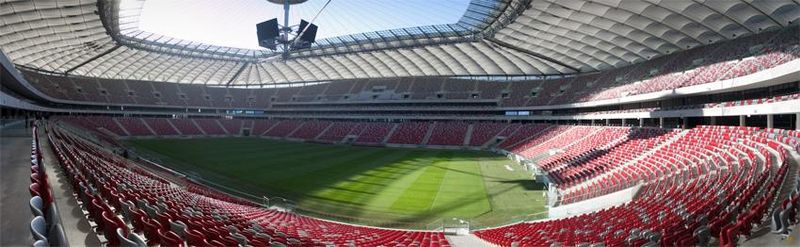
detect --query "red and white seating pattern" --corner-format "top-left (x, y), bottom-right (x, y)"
top-left (48, 127), bottom-right (451, 247)
top-left (169, 119), bottom-right (203, 135)
top-left (476, 125), bottom-right (790, 246)
top-left (354, 122), bottom-right (395, 144)
top-left (142, 118), bottom-right (179, 136)
top-left (252, 119), bottom-right (279, 136)
top-left (497, 124), bottom-right (549, 150)
top-left (288, 121), bottom-right (332, 140)
top-left (555, 129), bottom-right (680, 202)
top-left (317, 122), bottom-right (361, 143)
top-left (514, 126), bottom-right (598, 159)
top-left (468, 122), bottom-right (509, 147)
top-left (537, 127), bottom-right (632, 171)
top-left (427, 122), bottom-right (469, 146)
top-left (61, 116), bottom-right (127, 136)
top-left (264, 120), bottom-right (303, 138)
top-left (25, 27), bottom-right (799, 109)
top-left (116, 118), bottom-right (154, 136)
top-left (194, 119), bottom-right (226, 135)
top-left (218, 119), bottom-right (243, 136)
top-left (387, 122), bottom-right (432, 145)
top-left (504, 125), bottom-right (569, 154)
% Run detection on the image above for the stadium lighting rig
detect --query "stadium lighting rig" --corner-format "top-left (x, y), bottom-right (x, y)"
top-left (257, 0), bottom-right (326, 59)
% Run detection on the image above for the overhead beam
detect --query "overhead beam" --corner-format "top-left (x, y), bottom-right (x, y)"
top-left (487, 37), bottom-right (580, 73)
top-left (226, 62), bottom-right (251, 86)
top-left (64, 45), bottom-right (121, 74)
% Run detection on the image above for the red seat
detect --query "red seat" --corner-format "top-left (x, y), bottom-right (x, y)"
top-left (158, 229), bottom-right (185, 247)
top-left (142, 219), bottom-right (163, 246)
top-left (186, 229), bottom-right (207, 247)
top-left (101, 211), bottom-right (128, 246)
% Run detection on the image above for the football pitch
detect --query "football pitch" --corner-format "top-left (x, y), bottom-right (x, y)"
top-left (126, 138), bottom-right (547, 229)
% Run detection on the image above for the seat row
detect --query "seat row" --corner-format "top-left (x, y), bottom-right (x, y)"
top-left (476, 125), bottom-right (792, 246)
top-left (28, 124), bottom-right (68, 247)
top-left (47, 126), bottom-right (451, 247)
top-left (24, 27), bottom-right (799, 109)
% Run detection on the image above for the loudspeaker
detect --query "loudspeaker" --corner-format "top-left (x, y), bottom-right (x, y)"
top-left (256, 18), bottom-right (279, 49)
top-left (294, 19), bottom-right (317, 49)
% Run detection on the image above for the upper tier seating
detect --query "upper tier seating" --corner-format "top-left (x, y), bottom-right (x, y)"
top-left (23, 27), bottom-right (799, 109)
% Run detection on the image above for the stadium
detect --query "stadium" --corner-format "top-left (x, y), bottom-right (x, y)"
top-left (1, 0), bottom-right (799, 246)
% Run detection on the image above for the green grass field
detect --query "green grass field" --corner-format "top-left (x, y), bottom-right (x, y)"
top-left (126, 138), bottom-right (547, 229)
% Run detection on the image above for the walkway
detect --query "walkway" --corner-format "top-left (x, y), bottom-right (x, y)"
top-left (0, 121), bottom-right (34, 246)
top-left (38, 125), bottom-right (102, 246)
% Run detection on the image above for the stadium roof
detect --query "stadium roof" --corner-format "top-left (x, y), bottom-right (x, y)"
top-left (1, 0), bottom-right (798, 86)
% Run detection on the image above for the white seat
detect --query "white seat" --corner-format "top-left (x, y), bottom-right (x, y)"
top-left (30, 216), bottom-right (48, 241)
top-left (30, 196), bottom-right (44, 217)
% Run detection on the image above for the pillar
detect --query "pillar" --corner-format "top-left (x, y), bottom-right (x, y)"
top-left (710, 116), bottom-right (716, 125)
top-left (767, 114), bottom-right (774, 129)
top-left (659, 118), bottom-right (664, 128)
top-left (591, 119), bottom-right (596, 126)
top-left (639, 118), bottom-right (644, 127)
top-left (605, 119), bottom-right (610, 126)
top-left (796, 113), bottom-right (800, 130)
top-left (739, 115), bottom-right (746, 127)
top-left (621, 119), bottom-right (626, 126)
top-left (682, 117), bottom-right (689, 129)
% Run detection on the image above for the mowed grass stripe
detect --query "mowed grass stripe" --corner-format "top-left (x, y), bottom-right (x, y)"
top-left (125, 138), bottom-right (547, 229)
top-left (296, 149), bottom-right (418, 210)
top-left (359, 151), bottom-right (441, 212)
top-left (429, 153), bottom-right (491, 218)
top-left (389, 151), bottom-right (447, 213)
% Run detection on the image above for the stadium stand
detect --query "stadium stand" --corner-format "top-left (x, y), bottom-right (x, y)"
top-left (264, 120), bottom-right (304, 138)
top-left (427, 121), bottom-right (470, 146)
top-left (475, 126), bottom-right (791, 246)
top-left (468, 122), bottom-right (509, 147)
top-left (18, 27), bottom-right (799, 110)
top-left (288, 120), bottom-right (332, 140)
top-left (116, 117), bottom-right (155, 136)
top-left (169, 119), bottom-right (204, 136)
top-left (2, 2), bottom-right (799, 246)
top-left (352, 122), bottom-right (395, 145)
top-left (142, 118), bottom-right (180, 136)
top-left (194, 119), bottom-right (227, 135)
top-left (317, 121), bottom-right (360, 143)
top-left (387, 122), bottom-right (433, 145)
top-left (46, 126), bottom-right (451, 247)
top-left (219, 119), bottom-right (244, 136)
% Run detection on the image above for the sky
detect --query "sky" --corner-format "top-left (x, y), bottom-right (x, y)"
top-left (137, 0), bottom-right (472, 50)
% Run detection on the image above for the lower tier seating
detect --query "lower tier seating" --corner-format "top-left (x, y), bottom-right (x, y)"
top-left (47, 127), bottom-right (451, 247)
top-left (476, 125), bottom-right (791, 246)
